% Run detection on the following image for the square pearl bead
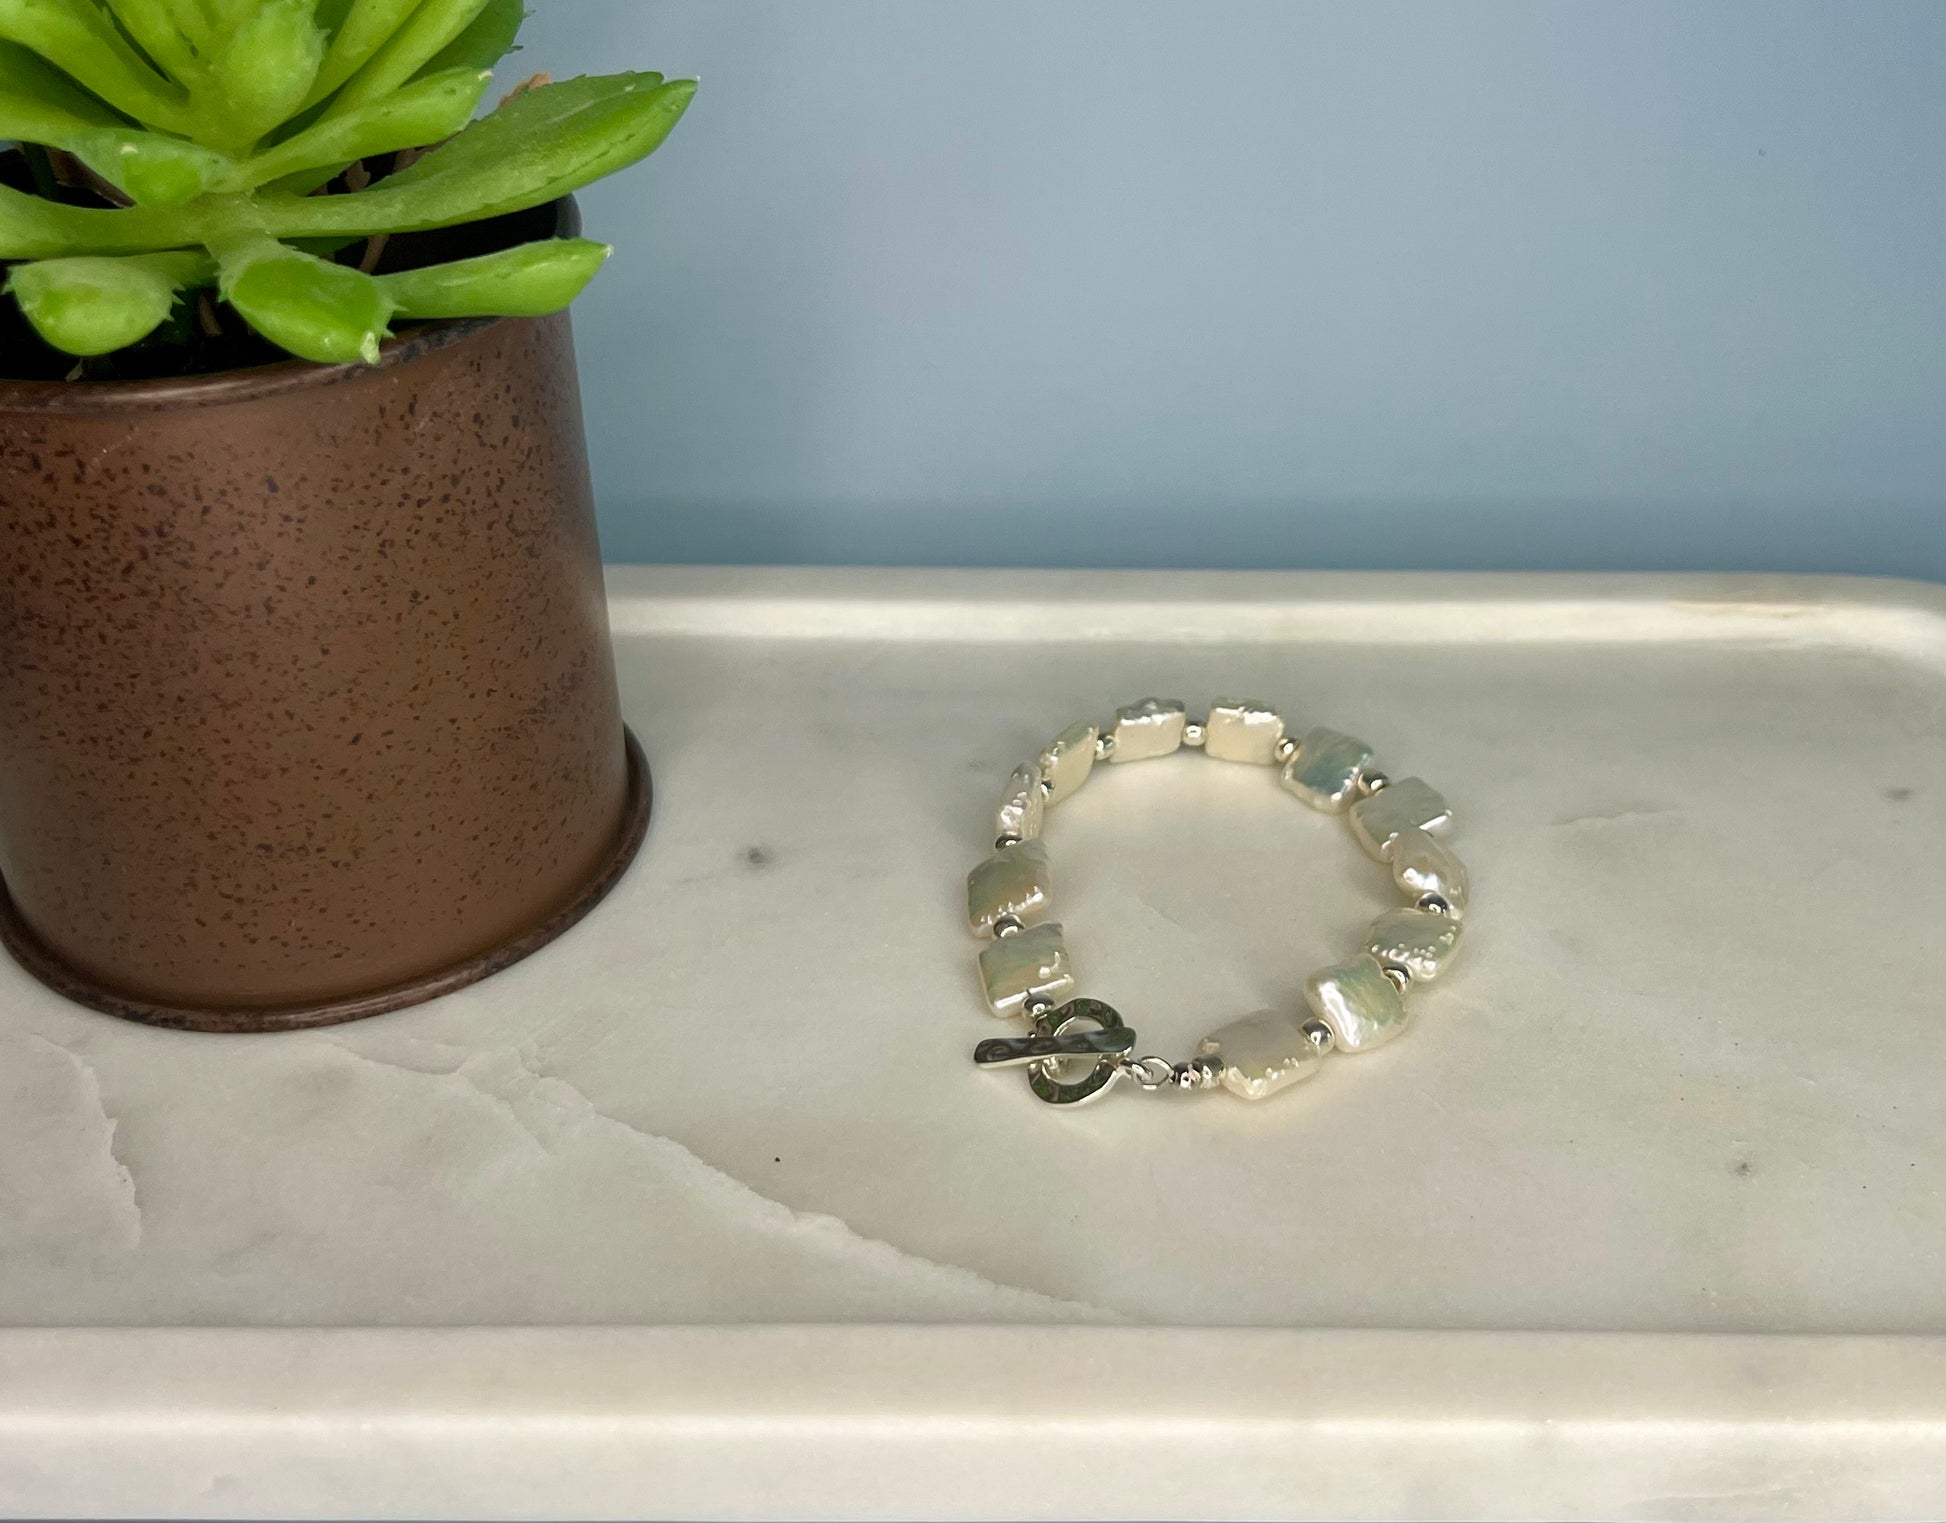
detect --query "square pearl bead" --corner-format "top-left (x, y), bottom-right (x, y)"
top-left (995, 763), bottom-right (1045, 842)
top-left (1109, 698), bottom-right (1186, 762)
top-left (1389, 827), bottom-right (1469, 918)
top-left (1279, 727), bottom-right (1373, 812)
top-left (1304, 953), bottom-right (1409, 1052)
top-left (977, 923), bottom-right (1075, 1018)
top-left (1203, 698), bottom-right (1286, 765)
top-left (1349, 777), bottom-right (1453, 860)
top-left (1038, 721), bottom-right (1098, 805)
top-left (966, 841), bottom-right (1052, 938)
top-left (1365, 907), bottom-right (1463, 982)
top-left (1196, 1008), bottom-right (1322, 1100)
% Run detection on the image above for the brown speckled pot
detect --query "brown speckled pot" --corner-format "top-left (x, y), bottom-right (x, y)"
top-left (0, 256), bottom-right (649, 1031)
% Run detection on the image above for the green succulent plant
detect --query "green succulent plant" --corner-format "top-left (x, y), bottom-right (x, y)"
top-left (0, 0), bottom-right (693, 366)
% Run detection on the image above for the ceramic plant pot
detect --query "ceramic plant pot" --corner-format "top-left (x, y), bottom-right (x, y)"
top-left (0, 209), bottom-right (649, 1032)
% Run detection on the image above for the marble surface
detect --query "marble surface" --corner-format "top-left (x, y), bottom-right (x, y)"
top-left (5, 567), bottom-right (1946, 1519)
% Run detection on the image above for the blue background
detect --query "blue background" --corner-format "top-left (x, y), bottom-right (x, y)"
top-left (518, 1), bottom-right (1946, 575)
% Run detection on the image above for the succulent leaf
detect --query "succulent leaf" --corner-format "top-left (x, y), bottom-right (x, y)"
top-left (201, 0), bottom-right (267, 38)
top-left (99, 0), bottom-right (199, 81)
top-left (0, 0), bottom-right (192, 131)
top-left (1, 1), bottom-right (687, 362)
top-left (260, 72), bottom-right (691, 238)
top-left (303, 0), bottom-right (421, 107)
top-left (413, 0), bottom-right (519, 77)
top-left (0, 79), bottom-right (108, 139)
top-left (148, 0), bottom-right (218, 52)
top-left (1, 178), bottom-right (184, 257)
top-left (0, 37), bottom-right (225, 201)
top-left (1, 55), bottom-right (229, 202)
top-left (213, 231), bottom-right (394, 363)
top-left (226, 64), bottom-right (487, 188)
top-left (376, 235), bottom-right (607, 318)
top-left (283, 234), bottom-right (361, 255)
top-left (312, 0), bottom-right (356, 36)
top-left (317, 0), bottom-right (487, 119)
top-left (0, 35), bottom-right (119, 114)
top-left (5, 247), bottom-right (212, 352)
top-left (0, 87), bottom-right (221, 208)
top-left (199, 0), bottom-right (326, 150)
top-left (70, 126), bottom-right (235, 205)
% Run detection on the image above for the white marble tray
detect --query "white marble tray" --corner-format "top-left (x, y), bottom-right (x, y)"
top-left (5, 567), bottom-right (1946, 1521)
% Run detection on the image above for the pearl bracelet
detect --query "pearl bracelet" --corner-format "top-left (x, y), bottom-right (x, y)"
top-left (966, 698), bottom-right (1469, 1106)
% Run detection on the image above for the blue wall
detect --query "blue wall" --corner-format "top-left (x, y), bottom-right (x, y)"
top-left (519, 1), bottom-right (1946, 576)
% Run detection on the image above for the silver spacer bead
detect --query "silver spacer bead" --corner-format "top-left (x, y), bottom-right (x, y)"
top-left (1417, 892), bottom-right (1452, 916)
top-left (1182, 721), bottom-right (1207, 748)
top-left (1360, 770), bottom-right (1391, 795)
top-left (1025, 997), bottom-right (1056, 1027)
top-left (1038, 777), bottom-right (1055, 798)
top-left (1301, 1018), bottom-right (1335, 1052)
top-left (1094, 732), bottom-right (1116, 761)
top-left (1176, 1054), bottom-right (1223, 1090)
top-left (992, 915), bottom-right (1025, 938)
top-left (1380, 962), bottom-right (1412, 992)
top-left (1273, 735), bottom-right (1299, 763)
top-left (994, 833), bottom-right (1023, 850)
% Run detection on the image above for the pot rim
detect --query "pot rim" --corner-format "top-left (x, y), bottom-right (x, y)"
top-left (0, 197), bottom-right (578, 416)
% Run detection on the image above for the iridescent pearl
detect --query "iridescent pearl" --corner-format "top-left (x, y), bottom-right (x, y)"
top-left (1108, 698), bottom-right (1186, 762)
top-left (1388, 827), bottom-right (1469, 918)
top-left (1304, 953), bottom-right (1410, 1052)
top-left (977, 923), bottom-right (1075, 1018)
top-left (1038, 721), bottom-right (1098, 804)
top-left (1203, 699), bottom-right (1286, 765)
top-left (1279, 727), bottom-right (1374, 812)
top-left (1364, 907), bottom-right (1463, 982)
top-left (966, 841), bottom-right (1052, 939)
top-left (995, 763), bottom-right (1044, 842)
top-left (1348, 777), bottom-right (1452, 860)
top-left (1195, 1008), bottom-right (1323, 1099)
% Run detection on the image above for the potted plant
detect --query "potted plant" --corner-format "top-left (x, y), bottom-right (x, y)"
top-left (0, 0), bottom-right (693, 1031)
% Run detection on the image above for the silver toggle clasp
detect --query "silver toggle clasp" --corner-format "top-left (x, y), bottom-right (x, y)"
top-left (973, 997), bottom-right (1131, 1106)
top-left (972, 1026), bottom-right (1136, 1069)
